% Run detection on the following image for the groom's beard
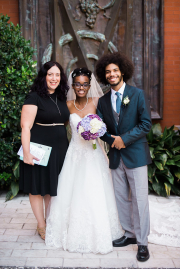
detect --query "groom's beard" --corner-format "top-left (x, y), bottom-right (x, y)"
top-left (108, 75), bottom-right (123, 87)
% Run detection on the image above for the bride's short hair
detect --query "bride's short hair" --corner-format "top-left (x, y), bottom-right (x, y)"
top-left (72, 67), bottom-right (92, 82)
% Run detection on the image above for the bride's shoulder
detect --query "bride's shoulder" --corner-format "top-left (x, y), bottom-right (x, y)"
top-left (67, 100), bottom-right (74, 108)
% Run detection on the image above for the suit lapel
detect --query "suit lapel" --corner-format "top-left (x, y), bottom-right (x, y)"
top-left (105, 91), bottom-right (118, 128)
top-left (118, 84), bottom-right (129, 127)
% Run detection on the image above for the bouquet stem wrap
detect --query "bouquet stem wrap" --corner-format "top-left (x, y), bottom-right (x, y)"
top-left (92, 139), bottom-right (96, 149)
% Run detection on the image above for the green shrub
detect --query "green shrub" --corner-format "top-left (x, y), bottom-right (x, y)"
top-left (0, 15), bottom-right (37, 199)
top-left (147, 124), bottom-right (180, 197)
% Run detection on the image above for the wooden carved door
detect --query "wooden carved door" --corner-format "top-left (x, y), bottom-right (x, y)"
top-left (19, 0), bottom-right (164, 119)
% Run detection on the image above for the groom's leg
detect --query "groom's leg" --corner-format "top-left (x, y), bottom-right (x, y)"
top-left (122, 160), bottom-right (150, 246)
top-left (111, 159), bottom-right (135, 238)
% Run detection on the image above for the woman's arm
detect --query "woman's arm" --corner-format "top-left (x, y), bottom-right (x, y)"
top-left (21, 105), bottom-right (39, 165)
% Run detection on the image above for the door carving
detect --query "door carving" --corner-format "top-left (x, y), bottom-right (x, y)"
top-left (19, 0), bottom-right (164, 119)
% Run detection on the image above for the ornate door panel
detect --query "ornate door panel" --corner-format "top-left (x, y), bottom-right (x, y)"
top-left (19, 0), bottom-right (164, 119)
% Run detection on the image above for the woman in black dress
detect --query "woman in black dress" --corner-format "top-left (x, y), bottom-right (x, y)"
top-left (19, 61), bottom-right (69, 240)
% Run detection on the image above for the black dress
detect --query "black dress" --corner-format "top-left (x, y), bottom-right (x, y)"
top-left (19, 91), bottom-right (70, 196)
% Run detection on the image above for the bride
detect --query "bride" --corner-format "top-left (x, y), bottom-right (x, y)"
top-left (45, 67), bottom-right (124, 254)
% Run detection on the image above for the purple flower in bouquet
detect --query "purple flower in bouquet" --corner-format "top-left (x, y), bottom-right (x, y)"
top-left (80, 117), bottom-right (91, 131)
top-left (77, 114), bottom-right (107, 149)
top-left (81, 131), bottom-right (99, 141)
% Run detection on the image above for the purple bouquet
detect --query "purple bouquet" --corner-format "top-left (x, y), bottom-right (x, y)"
top-left (77, 114), bottom-right (107, 149)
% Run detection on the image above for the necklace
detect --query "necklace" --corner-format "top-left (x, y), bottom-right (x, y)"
top-left (49, 95), bottom-right (61, 116)
top-left (74, 97), bottom-right (88, 111)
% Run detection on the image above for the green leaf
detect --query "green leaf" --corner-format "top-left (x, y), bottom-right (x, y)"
top-left (148, 183), bottom-right (153, 193)
top-left (172, 146), bottom-right (180, 154)
top-left (164, 171), bottom-right (174, 185)
top-left (13, 160), bottom-right (20, 178)
top-left (147, 128), bottom-right (154, 144)
top-left (155, 175), bottom-right (159, 183)
top-left (173, 155), bottom-right (180, 162)
top-left (156, 166), bottom-right (174, 183)
top-left (154, 145), bottom-right (164, 151)
top-left (171, 185), bottom-right (180, 196)
top-left (165, 135), bottom-right (173, 147)
top-left (5, 190), bottom-right (13, 202)
top-left (164, 182), bottom-right (171, 196)
top-left (173, 167), bottom-right (180, 179)
top-left (149, 147), bottom-right (155, 159)
top-left (166, 159), bottom-right (176, 165)
top-left (10, 181), bottom-right (19, 197)
top-left (154, 153), bottom-right (167, 167)
top-left (152, 123), bottom-right (162, 136)
top-left (148, 164), bottom-right (156, 182)
top-left (166, 150), bottom-right (173, 158)
top-left (168, 125), bottom-right (175, 132)
top-left (162, 127), bottom-right (167, 141)
top-left (154, 161), bottom-right (164, 170)
top-left (0, 171), bottom-right (12, 181)
top-left (152, 181), bottom-right (167, 197)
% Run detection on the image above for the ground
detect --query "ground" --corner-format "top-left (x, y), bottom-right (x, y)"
top-left (0, 192), bottom-right (180, 268)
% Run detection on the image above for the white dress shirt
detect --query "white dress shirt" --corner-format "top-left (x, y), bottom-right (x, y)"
top-left (111, 82), bottom-right (126, 112)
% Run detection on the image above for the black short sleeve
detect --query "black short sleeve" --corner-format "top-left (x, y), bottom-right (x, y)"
top-left (24, 92), bottom-right (38, 106)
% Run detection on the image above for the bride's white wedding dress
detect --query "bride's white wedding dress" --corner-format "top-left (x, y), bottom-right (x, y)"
top-left (45, 113), bottom-right (124, 254)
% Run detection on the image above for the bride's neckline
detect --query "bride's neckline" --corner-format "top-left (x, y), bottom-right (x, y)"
top-left (70, 113), bottom-right (96, 119)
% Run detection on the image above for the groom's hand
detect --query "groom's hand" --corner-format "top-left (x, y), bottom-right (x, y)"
top-left (111, 135), bottom-right (126, 150)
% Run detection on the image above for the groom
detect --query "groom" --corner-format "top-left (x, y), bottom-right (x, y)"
top-left (96, 52), bottom-right (152, 262)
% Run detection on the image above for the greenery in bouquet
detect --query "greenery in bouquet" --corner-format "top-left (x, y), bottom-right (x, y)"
top-left (0, 15), bottom-right (37, 200)
top-left (147, 123), bottom-right (180, 197)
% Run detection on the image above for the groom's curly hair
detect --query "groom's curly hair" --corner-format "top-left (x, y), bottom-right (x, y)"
top-left (95, 52), bottom-right (134, 85)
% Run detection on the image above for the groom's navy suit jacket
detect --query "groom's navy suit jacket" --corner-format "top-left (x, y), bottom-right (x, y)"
top-left (97, 84), bottom-right (152, 169)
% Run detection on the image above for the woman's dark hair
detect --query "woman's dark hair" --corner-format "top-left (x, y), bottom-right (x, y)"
top-left (95, 52), bottom-right (134, 85)
top-left (72, 67), bottom-right (92, 83)
top-left (30, 61), bottom-right (69, 100)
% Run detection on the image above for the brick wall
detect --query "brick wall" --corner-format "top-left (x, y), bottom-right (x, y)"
top-left (153, 0), bottom-right (180, 129)
top-left (0, 0), bottom-right (180, 129)
top-left (0, 0), bottom-right (19, 25)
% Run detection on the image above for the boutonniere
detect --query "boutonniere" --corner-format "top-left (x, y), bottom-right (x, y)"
top-left (122, 96), bottom-right (130, 107)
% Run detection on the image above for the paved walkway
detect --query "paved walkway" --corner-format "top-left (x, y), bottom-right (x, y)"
top-left (0, 192), bottom-right (180, 268)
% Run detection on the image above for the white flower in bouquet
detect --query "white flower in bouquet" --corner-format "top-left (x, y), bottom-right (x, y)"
top-left (90, 118), bottom-right (103, 134)
top-left (78, 126), bottom-right (85, 134)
